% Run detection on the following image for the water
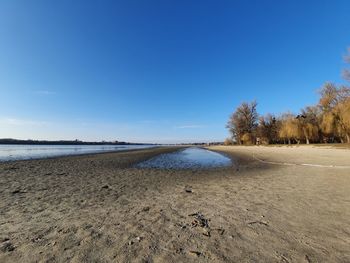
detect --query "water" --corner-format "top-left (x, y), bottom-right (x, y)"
top-left (0, 144), bottom-right (156, 162)
top-left (136, 147), bottom-right (232, 169)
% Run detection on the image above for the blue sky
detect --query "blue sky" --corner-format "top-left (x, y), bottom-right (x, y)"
top-left (0, 1), bottom-right (349, 143)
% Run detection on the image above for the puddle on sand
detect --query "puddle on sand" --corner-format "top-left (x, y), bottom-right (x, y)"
top-left (135, 147), bottom-right (232, 169)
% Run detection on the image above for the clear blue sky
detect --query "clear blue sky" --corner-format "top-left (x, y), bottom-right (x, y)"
top-left (1, 1), bottom-right (349, 143)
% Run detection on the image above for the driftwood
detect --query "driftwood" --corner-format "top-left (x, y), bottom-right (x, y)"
top-left (188, 212), bottom-right (210, 228)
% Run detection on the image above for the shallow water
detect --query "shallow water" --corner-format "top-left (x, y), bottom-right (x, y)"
top-left (136, 147), bottom-right (232, 169)
top-left (0, 144), bottom-right (155, 162)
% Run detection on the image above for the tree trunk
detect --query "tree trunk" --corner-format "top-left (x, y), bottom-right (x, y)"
top-left (303, 128), bottom-right (309, 144)
top-left (346, 133), bottom-right (350, 143)
top-left (288, 138), bottom-right (291, 145)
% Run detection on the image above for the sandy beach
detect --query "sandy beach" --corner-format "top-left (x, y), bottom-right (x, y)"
top-left (1, 145), bottom-right (349, 262)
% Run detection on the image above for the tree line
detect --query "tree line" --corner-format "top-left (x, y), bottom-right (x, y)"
top-left (0, 138), bottom-right (149, 145)
top-left (226, 48), bottom-right (350, 145)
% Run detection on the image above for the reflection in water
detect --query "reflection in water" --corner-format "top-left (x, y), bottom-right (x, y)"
top-left (136, 147), bottom-right (232, 169)
top-left (0, 144), bottom-right (155, 162)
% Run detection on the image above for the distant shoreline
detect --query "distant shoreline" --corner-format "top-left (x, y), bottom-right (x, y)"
top-left (0, 138), bottom-right (155, 146)
top-left (0, 144), bottom-right (161, 162)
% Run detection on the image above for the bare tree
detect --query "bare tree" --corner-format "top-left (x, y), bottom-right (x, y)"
top-left (257, 114), bottom-right (280, 144)
top-left (226, 101), bottom-right (258, 144)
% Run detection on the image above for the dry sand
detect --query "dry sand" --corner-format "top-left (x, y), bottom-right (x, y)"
top-left (0, 145), bottom-right (349, 262)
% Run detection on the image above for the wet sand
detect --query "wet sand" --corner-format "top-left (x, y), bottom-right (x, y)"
top-left (1, 145), bottom-right (350, 262)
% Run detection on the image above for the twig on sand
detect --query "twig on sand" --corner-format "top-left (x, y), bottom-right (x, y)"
top-left (215, 228), bottom-right (225, 235)
top-left (247, 220), bottom-right (269, 226)
top-left (280, 254), bottom-right (290, 262)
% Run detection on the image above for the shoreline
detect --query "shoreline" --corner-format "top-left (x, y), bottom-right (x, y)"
top-left (0, 145), bottom-right (166, 164)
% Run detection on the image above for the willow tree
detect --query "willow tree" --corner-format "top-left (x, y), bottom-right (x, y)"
top-left (297, 106), bottom-right (320, 144)
top-left (227, 101), bottom-right (258, 144)
top-left (335, 97), bottom-right (350, 143)
top-left (339, 48), bottom-right (350, 142)
top-left (278, 113), bottom-right (301, 144)
top-left (319, 83), bottom-right (350, 143)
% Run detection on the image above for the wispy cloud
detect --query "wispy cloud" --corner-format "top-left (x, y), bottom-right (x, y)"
top-left (174, 124), bottom-right (206, 129)
top-left (34, 90), bottom-right (57, 95)
top-left (0, 118), bottom-right (50, 126)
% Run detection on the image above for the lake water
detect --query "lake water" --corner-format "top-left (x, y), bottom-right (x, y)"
top-left (136, 147), bottom-right (232, 169)
top-left (0, 144), bottom-right (156, 162)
